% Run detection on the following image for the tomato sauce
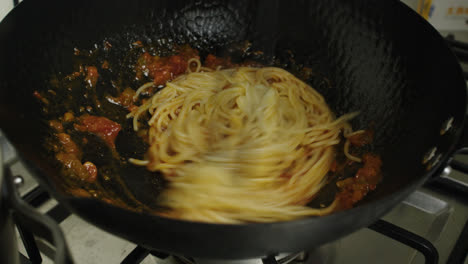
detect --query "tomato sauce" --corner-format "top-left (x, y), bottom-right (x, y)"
top-left (38, 42), bottom-right (384, 214)
top-left (49, 116), bottom-right (120, 184)
top-left (56, 133), bottom-right (81, 157)
top-left (53, 133), bottom-right (97, 183)
top-left (106, 88), bottom-right (136, 111)
top-left (204, 54), bottom-right (234, 69)
top-left (49, 120), bottom-right (63, 132)
top-left (136, 46), bottom-right (199, 86)
top-left (83, 161), bottom-right (98, 183)
top-left (348, 130), bottom-right (374, 147)
top-left (336, 154), bottom-right (382, 210)
top-left (74, 115), bottom-right (121, 148)
top-left (84, 66), bottom-right (99, 87)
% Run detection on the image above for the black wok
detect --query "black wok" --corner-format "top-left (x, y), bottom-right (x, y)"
top-left (0, 0), bottom-right (466, 260)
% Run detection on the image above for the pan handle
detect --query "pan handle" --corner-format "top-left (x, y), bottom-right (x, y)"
top-left (2, 167), bottom-right (74, 264)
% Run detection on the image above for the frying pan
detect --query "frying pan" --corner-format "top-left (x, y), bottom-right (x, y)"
top-left (0, 0), bottom-right (466, 260)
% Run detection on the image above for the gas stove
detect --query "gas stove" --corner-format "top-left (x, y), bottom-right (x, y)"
top-left (2, 134), bottom-right (468, 264)
top-left (1, 1), bottom-right (468, 264)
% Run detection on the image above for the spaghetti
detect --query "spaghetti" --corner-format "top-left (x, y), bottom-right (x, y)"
top-left (128, 59), bottom-right (361, 223)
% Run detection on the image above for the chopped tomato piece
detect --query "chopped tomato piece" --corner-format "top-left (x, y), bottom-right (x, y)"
top-left (33, 91), bottom-right (49, 104)
top-left (132, 40), bottom-right (143, 47)
top-left (168, 55), bottom-right (187, 75)
top-left (75, 115), bottom-right (121, 148)
top-left (49, 120), bottom-right (63, 132)
top-left (103, 41), bottom-right (112, 51)
top-left (54, 133), bottom-right (99, 182)
top-left (136, 47), bottom-right (199, 86)
top-left (149, 55), bottom-right (188, 85)
top-left (101, 60), bottom-right (109, 69)
top-left (335, 154), bottom-right (382, 210)
top-left (106, 88), bottom-right (136, 110)
top-left (83, 161), bottom-right (98, 183)
top-left (63, 112), bottom-right (74, 122)
top-left (152, 66), bottom-right (173, 85)
top-left (85, 66), bottom-right (99, 87)
top-left (56, 133), bottom-right (82, 158)
top-left (176, 45), bottom-right (199, 59)
top-left (33, 91), bottom-right (42, 100)
top-left (204, 54), bottom-right (233, 69)
top-left (68, 188), bottom-right (91, 198)
top-left (56, 153), bottom-right (89, 180)
top-left (140, 52), bottom-right (153, 65)
top-left (335, 179), bottom-right (369, 210)
top-left (348, 130), bottom-right (374, 147)
top-left (356, 154), bottom-right (382, 185)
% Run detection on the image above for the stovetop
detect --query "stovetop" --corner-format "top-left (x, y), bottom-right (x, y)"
top-left (1, 1), bottom-right (468, 263)
top-left (3, 134), bottom-right (468, 264)
top-left (2, 62), bottom-right (468, 264)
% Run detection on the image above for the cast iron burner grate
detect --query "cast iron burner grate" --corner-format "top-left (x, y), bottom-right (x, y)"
top-left (11, 178), bottom-right (445, 264)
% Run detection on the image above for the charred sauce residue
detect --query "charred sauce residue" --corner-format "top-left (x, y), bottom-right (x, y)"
top-left (335, 145), bottom-right (382, 210)
top-left (34, 40), bottom-right (382, 215)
